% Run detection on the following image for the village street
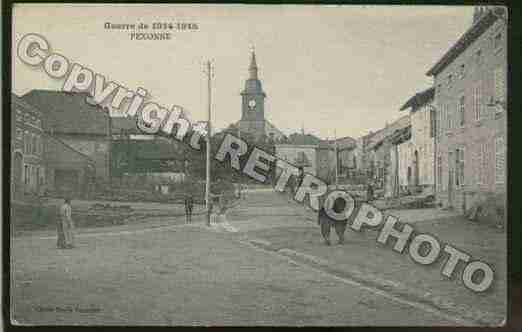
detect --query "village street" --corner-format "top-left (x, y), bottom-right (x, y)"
top-left (10, 189), bottom-right (506, 326)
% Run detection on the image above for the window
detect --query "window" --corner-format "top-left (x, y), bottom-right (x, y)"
top-left (479, 142), bottom-right (488, 184)
top-left (32, 134), bottom-right (37, 155)
top-left (473, 81), bottom-right (483, 121)
top-left (437, 84), bottom-right (442, 95)
top-left (445, 105), bottom-right (453, 131)
top-left (437, 156), bottom-right (442, 188)
top-left (16, 110), bottom-right (23, 122)
top-left (24, 165), bottom-right (29, 185)
top-left (459, 64), bottom-right (466, 79)
top-left (436, 107), bottom-right (441, 137)
top-left (443, 104), bottom-right (448, 133)
top-left (493, 32), bottom-right (502, 50)
top-left (473, 146), bottom-right (480, 184)
top-left (16, 128), bottom-right (23, 140)
top-left (475, 49), bottom-right (483, 65)
top-left (447, 74), bottom-right (453, 87)
top-left (494, 66), bottom-right (506, 105)
top-left (458, 95), bottom-right (465, 126)
top-left (455, 148), bottom-right (465, 186)
top-left (495, 136), bottom-right (505, 183)
top-left (23, 131), bottom-right (30, 154)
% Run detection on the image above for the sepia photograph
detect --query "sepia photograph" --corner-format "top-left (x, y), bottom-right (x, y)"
top-left (8, 3), bottom-right (507, 326)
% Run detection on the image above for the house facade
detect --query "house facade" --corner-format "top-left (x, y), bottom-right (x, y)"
top-left (22, 90), bottom-right (112, 185)
top-left (275, 144), bottom-right (318, 176)
top-left (427, 7), bottom-right (507, 212)
top-left (366, 115), bottom-right (411, 190)
top-left (43, 134), bottom-right (96, 197)
top-left (11, 94), bottom-right (45, 198)
top-left (399, 87), bottom-right (436, 194)
top-left (335, 136), bottom-right (357, 180)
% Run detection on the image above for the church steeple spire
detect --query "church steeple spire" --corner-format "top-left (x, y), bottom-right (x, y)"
top-left (249, 46), bottom-right (258, 80)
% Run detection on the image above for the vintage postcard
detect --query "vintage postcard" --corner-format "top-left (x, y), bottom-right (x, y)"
top-left (9, 3), bottom-right (507, 326)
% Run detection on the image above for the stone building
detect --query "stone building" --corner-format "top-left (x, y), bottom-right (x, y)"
top-left (335, 136), bottom-right (357, 180)
top-left (390, 125), bottom-right (412, 197)
top-left (426, 7), bottom-right (507, 212)
top-left (366, 115), bottom-right (411, 189)
top-left (43, 134), bottom-right (96, 197)
top-left (23, 90), bottom-right (112, 184)
top-left (11, 93), bottom-right (45, 198)
top-left (315, 141), bottom-right (335, 184)
top-left (399, 87), bottom-right (436, 194)
top-left (274, 132), bottom-right (322, 176)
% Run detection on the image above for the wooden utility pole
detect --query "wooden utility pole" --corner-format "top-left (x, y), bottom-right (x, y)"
top-left (334, 129), bottom-right (339, 188)
top-left (204, 60), bottom-right (213, 226)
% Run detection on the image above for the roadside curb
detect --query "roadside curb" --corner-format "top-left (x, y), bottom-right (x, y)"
top-left (245, 237), bottom-right (503, 327)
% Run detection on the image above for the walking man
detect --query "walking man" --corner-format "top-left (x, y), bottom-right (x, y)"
top-left (184, 194), bottom-right (194, 223)
top-left (58, 197), bottom-right (75, 249)
top-left (366, 181), bottom-right (374, 203)
top-left (317, 195), bottom-right (348, 245)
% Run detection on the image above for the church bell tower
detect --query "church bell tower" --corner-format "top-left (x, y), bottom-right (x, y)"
top-left (240, 48), bottom-right (266, 139)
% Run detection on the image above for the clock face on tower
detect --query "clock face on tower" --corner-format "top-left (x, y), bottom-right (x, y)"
top-left (248, 99), bottom-right (256, 110)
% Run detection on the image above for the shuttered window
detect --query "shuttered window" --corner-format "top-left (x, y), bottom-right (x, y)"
top-left (455, 148), bottom-right (465, 186)
top-left (473, 81), bottom-right (482, 121)
top-left (480, 142), bottom-right (488, 184)
top-left (459, 95), bottom-right (465, 126)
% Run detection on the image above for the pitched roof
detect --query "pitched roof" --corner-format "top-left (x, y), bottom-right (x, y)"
top-left (112, 116), bottom-right (141, 134)
top-left (335, 136), bottom-right (356, 150)
top-left (286, 132), bottom-right (323, 145)
top-left (426, 8), bottom-right (503, 76)
top-left (390, 125), bottom-right (412, 145)
top-left (22, 90), bottom-right (109, 135)
top-left (399, 87), bottom-right (435, 112)
top-left (45, 134), bottom-right (95, 166)
top-left (367, 115), bottom-right (410, 150)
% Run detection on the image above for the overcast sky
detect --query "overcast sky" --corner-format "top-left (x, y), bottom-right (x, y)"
top-left (13, 4), bottom-right (473, 139)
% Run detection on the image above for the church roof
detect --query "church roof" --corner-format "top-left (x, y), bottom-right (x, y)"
top-left (243, 49), bottom-right (264, 94)
top-left (249, 50), bottom-right (258, 72)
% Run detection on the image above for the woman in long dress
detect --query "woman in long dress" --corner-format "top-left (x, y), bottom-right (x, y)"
top-left (58, 198), bottom-right (75, 249)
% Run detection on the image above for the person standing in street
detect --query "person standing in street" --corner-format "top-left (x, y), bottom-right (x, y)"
top-left (366, 181), bottom-right (374, 203)
top-left (59, 197), bottom-right (75, 249)
top-left (184, 194), bottom-right (194, 223)
top-left (317, 195), bottom-right (348, 245)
